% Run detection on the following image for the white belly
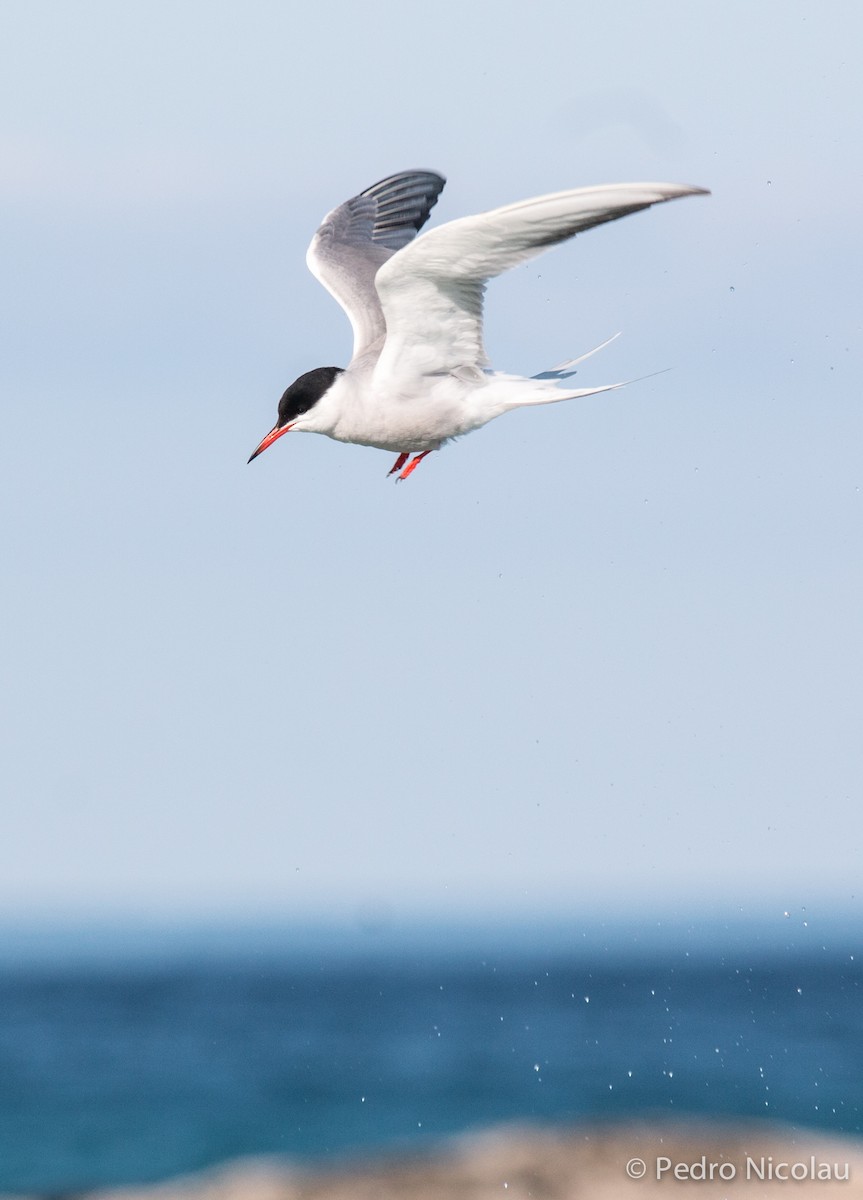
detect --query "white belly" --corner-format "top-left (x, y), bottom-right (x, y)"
top-left (310, 372), bottom-right (487, 452)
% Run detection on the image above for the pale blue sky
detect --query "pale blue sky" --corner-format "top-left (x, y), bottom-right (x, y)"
top-left (1, 1), bottom-right (860, 925)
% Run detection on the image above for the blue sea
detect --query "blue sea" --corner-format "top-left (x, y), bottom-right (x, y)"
top-left (0, 916), bottom-right (860, 1194)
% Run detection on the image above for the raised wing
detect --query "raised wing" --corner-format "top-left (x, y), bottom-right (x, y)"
top-left (372, 181), bottom-right (709, 383)
top-left (305, 170), bottom-right (446, 361)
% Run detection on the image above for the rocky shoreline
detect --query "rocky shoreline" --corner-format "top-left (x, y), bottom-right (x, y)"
top-left (8, 1121), bottom-right (863, 1199)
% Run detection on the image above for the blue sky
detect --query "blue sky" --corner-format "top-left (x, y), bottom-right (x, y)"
top-left (1, 1), bottom-right (860, 926)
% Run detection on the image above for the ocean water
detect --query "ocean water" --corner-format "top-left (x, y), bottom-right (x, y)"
top-left (0, 920), bottom-right (860, 1193)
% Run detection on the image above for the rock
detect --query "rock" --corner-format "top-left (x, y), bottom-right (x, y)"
top-left (8, 1121), bottom-right (863, 1200)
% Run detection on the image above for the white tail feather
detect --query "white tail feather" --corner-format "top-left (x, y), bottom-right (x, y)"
top-left (484, 376), bottom-right (626, 413)
top-left (532, 332), bottom-right (622, 380)
top-left (490, 363), bottom-right (673, 414)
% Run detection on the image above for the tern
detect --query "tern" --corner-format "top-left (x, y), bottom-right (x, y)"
top-left (248, 170), bottom-right (708, 480)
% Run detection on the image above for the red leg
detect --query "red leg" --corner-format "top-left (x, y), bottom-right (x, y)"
top-left (397, 450), bottom-right (432, 481)
top-left (387, 452), bottom-right (409, 476)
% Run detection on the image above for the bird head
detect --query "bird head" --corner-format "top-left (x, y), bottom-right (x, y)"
top-left (248, 366), bottom-right (343, 462)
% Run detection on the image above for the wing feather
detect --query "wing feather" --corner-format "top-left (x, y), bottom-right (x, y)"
top-left (305, 170), bottom-right (445, 360)
top-left (372, 181), bottom-right (708, 382)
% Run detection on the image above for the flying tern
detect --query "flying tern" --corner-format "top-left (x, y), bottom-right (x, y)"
top-left (248, 170), bottom-right (708, 480)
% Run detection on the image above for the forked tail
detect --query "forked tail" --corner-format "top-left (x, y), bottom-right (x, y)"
top-left (490, 331), bottom-right (625, 411)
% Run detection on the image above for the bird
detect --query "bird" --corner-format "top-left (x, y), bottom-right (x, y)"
top-left (248, 170), bottom-right (708, 480)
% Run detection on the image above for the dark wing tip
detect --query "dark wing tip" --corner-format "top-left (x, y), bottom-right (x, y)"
top-left (360, 170), bottom-right (446, 251)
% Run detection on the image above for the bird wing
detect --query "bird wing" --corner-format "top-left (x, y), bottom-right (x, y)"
top-left (372, 181), bottom-right (708, 384)
top-left (305, 170), bottom-right (446, 361)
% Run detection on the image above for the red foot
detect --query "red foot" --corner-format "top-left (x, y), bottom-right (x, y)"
top-left (397, 451), bottom-right (432, 481)
top-left (387, 453), bottom-right (409, 476)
